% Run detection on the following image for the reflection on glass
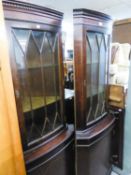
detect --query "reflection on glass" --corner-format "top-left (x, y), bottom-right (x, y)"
top-left (32, 31), bottom-right (44, 52)
top-left (13, 29), bottom-right (29, 53)
top-left (13, 29), bottom-right (62, 144)
top-left (86, 32), bottom-right (108, 123)
top-left (99, 36), bottom-right (106, 115)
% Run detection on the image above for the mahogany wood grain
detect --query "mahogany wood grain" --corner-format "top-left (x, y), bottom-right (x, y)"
top-left (76, 114), bottom-right (115, 145)
top-left (25, 126), bottom-right (74, 162)
top-left (3, 0), bottom-right (63, 26)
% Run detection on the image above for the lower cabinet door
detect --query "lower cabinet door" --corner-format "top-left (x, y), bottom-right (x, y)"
top-left (76, 115), bottom-right (115, 175)
top-left (25, 126), bottom-right (75, 175)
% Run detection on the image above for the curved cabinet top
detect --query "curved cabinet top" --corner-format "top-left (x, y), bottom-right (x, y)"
top-left (73, 8), bottom-right (112, 32)
top-left (73, 9), bottom-right (112, 21)
top-left (3, 0), bottom-right (63, 26)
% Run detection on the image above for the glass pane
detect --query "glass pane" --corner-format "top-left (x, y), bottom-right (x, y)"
top-left (98, 34), bottom-right (106, 115)
top-left (46, 32), bottom-right (57, 52)
top-left (55, 65), bottom-right (62, 125)
top-left (13, 34), bottom-right (31, 113)
top-left (12, 28), bottom-right (62, 146)
top-left (54, 35), bottom-right (59, 65)
top-left (24, 32), bottom-right (44, 142)
top-left (43, 66), bottom-right (61, 129)
top-left (54, 36), bottom-right (61, 125)
top-left (96, 33), bottom-right (102, 48)
top-left (105, 35), bottom-right (110, 85)
top-left (86, 32), bottom-right (99, 122)
top-left (104, 35), bottom-right (109, 50)
top-left (32, 31), bottom-right (44, 52)
top-left (13, 29), bottom-right (29, 52)
top-left (86, 35), bottom-right (92, 122)
top-left (99, 35), bottom-right (107, 93)
top-left (42, 33), bottom-right (53, 66)
top-left (13, 35), bottom-right (25, 69)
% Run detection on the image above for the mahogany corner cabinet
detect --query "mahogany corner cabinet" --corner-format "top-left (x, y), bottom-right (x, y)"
top-left (2, 1), bottom-right (124, 175)
top-left (73, 9), bottom-right (115, 175)
top-left (3, 1), bottom-right (75, 175)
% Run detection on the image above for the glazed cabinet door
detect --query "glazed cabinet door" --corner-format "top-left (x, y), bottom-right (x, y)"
top-left (86, 31), bottom-right (110, 123)
top-left (10, 26), bottom-right (64, 150)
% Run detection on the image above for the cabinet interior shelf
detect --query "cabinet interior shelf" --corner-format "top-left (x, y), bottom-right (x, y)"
top-left (23, 96), bottom-right (60, 113)
top-left (17, 64), bottom-right (58, 70)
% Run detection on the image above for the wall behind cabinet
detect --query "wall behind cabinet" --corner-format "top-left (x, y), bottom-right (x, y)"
top-left (113, 19), bottom-right (131, 43)
top-left (113, 19), bottom-right (131, 174)
top-left (0, 2), bottom-right (26, 175)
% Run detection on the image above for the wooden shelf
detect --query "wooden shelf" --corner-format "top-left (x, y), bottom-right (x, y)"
top-left (23, 96), bottom-right (60, 113)
top-left (18, 64), bottom-right (58, 70)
